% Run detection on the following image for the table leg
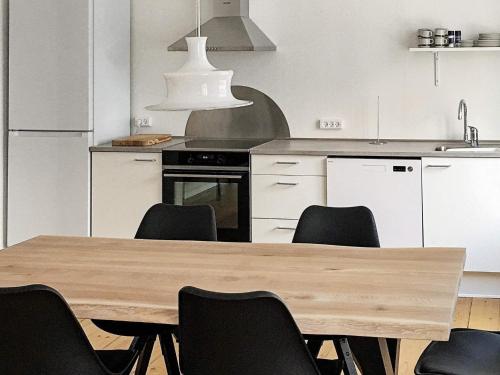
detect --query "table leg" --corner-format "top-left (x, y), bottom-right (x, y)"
top-left (394, 339), bottom-right (401, 375)
top-left (378, 338), bottom-right (401, 375)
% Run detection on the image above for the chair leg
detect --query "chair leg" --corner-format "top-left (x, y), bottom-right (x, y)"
top-left (307, 336), bottom-right (344, 375)
top-left (134, 335), bottom-right (156, 375)
top-left (333, 338), bottom-right (358, 375)
top-left (347, 336), bottom-right (398, 375)
top-left (307, 338), bottom-right (324, 358)
top-left (128, 336), bottom-right (145, 352)
top-left (159, 332), bottom-right (180, 375)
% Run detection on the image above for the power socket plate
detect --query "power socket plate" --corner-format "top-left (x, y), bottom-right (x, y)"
top-left (135, 117), bottom-right (153, 128)
top-left (319, 118), bottom-right (343, 130)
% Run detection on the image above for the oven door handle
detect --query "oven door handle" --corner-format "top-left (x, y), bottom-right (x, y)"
top-left (163, 173), bottom-right (243, 180)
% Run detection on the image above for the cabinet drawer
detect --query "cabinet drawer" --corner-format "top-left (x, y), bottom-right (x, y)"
top-left (252, 155), bottom-right (326, 176)
top-left (252, 175), bottom-right (326, 219)
top-left (252, 219), bottom-right (298, 243)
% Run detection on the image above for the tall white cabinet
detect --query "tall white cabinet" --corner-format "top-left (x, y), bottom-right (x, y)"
top-left (8, 0), bottom-right (130, 246)
top-left (422, 158), bottom-right (500, 272)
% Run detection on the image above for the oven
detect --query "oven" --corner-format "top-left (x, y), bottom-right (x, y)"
top-left (162, 150), bottom-right (251, 242)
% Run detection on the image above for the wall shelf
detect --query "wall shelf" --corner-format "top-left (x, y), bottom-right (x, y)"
top-left (409, 47), bottom-right (500, 52)
top-left (409, 47), bottom-right (500, 87)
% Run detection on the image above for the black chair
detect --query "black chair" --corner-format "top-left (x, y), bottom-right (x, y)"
top-left (415, 328), bottom-right (500, 375)
top-left (293, 205), bottom-right (398, 375)
top-left (134, 204), bottom-right (217, 242)
top-left (93, 203), bottom-right (217, 375)
top-left (178, 286), bottom-right (337, 375)
top-left (0, 284), bottom-right (141, 375)
top-left (293, 205), bottom-right (380, 247)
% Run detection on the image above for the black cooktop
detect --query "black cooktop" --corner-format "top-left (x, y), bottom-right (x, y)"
top-left (166, 139), bottom-right (271, 152)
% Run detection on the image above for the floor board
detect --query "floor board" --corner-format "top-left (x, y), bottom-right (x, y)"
top-left (469, 298), bottom-right (500, 331)
top-left (453, 297), bottom-right (473, 328)
top-left (81, 297), bottom-right (498, 375)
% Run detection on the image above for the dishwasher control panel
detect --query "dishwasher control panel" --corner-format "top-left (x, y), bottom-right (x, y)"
top-left (393, 165), bottom-right (414, 172)
top-left (393, 166), bottom-right (407, 172)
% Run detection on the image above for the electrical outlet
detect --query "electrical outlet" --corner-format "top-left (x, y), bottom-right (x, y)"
top-left (135, 117), bottom-right (153, 128)
top-left (319, 118), bottom-right (343, 130)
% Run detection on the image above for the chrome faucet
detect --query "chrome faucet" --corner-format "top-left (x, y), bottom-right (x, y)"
top-left (458, 99), bottom-right (479, 147)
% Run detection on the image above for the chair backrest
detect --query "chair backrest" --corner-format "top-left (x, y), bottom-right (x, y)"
top-left (135, 204), bottom-right (217, 241)
top-left (292, 205), bottom-right (398, 375)
top-left (293, 205), bottom-right (380, 247)
top-left (0, 285), bottom-right (110, 375)
top-left (179, 286), bottom-right (321, 375)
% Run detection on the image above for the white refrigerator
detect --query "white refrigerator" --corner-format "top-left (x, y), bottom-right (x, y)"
top-left (7, 0), bottom-right (131, 246)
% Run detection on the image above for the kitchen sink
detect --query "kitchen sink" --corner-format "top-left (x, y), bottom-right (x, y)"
top-left (435, 145), bottom-right (500, 152)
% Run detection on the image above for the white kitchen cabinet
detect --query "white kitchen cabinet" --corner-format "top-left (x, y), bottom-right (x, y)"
top-left (422, 157), bottom-right (500, 272)
top-left (251, 154), bottom-right (327, 242)
top-left (252, 219), bottom-right (298, 243)
top-left (92, 152), bottom-right (162, 239)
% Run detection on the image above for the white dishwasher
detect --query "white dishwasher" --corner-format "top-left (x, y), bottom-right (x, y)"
top-left (327, 158), bottom-right (423, 247)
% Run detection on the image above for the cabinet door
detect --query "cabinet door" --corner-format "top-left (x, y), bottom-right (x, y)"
top-left (92, 152), bottom-right (162, 239)
top-left (8, 132), bottom-right (91, 246)
top-left (422, 158), bottom-right (500, 272)
top-left (9, 0), bottom-right (91, 131)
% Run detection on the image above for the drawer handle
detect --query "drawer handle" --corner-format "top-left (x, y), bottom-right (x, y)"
top-left (426, 164), bottom-right (451, 168)
top-left (276, 161), bottom-right (300, 165)
top-left (276, 182), bottom-right (299, 186)
top-left (134, 158), bottom-right (157, 162)
top-left (275, 226), bottom-right (297, 231)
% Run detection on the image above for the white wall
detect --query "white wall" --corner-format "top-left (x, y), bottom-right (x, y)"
top-left (0, 0), bottom-right (6, 247)
top-left (132, 0), bottom-right (500, 140)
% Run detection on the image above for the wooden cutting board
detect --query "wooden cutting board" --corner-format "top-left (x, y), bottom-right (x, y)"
top-left (112, 134), bottom-right (172, 147)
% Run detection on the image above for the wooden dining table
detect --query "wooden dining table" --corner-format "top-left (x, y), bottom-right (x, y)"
top-left (0, 235), bottom-right (465, 375)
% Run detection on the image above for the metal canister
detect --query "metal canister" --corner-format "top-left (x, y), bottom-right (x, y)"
top-left (455, 30), bottom-right (462, 47)
top-left (448, 31), bottom-right (456, 47)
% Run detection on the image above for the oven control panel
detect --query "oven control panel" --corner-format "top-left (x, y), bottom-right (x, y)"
top-left (163, 151), bottom-right (250, 168)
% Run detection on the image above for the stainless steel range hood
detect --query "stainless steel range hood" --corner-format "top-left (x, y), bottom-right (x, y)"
top-left (168, 0), bottom-right (276, 52)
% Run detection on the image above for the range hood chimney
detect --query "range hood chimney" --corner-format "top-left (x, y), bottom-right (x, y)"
top-left (168, 0), bottom-right (276, 52)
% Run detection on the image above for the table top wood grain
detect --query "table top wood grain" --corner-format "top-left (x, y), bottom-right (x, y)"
top-left (0, 236), bottom-right (465, 340)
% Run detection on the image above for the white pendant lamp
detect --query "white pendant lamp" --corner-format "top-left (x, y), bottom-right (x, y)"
top-left (146, 0), bottom-right (253, 112)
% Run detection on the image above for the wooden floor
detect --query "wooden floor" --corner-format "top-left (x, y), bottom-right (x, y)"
top-left (81, 298), bottom-right (500, 375)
